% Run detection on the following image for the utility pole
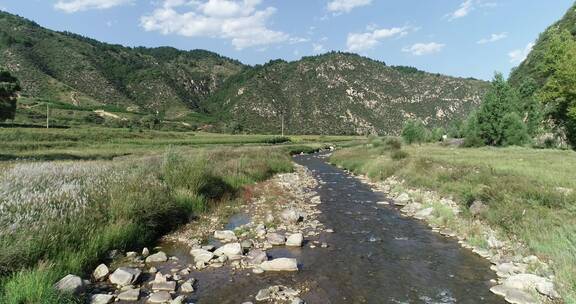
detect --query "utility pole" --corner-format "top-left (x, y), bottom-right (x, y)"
top-left (46, 103), bottom-right (49, 129)
top-left (281, 113), bottom-right (284, 137)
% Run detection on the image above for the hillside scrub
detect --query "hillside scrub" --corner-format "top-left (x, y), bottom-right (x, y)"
top-left (0, 146), bottom-right (293, 303)
top-left (330, 144), bottom-right (576, 302)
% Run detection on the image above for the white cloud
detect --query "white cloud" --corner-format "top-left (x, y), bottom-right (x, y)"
top-left (447, 0), bottom-right (497, 20)
top-left (54, 0), bottom-right (131, 13)
top-left (449, 0), bottom-right (474, 20)
top-left (402, 42), bottom-right (445, 56)
top-left (477, 32), bottom-right (507, 44)
top-left (313, 43), bottom-right (326, 53)
top-left (327, 0), bottom-right (372, 14)
top-left (346, 26), bottom-right (410, 52)
top-left (141, 0), bottom-right (295, 50)
top-left (508, 42), bottom-right (535, 64)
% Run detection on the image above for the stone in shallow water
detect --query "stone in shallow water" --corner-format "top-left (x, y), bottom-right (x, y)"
top-left (180, 281), bottom-right (194, 293)
top-left (109, 267), bottom-right (141, 286)
top-left (286, 233), bottom-right (303, 247)
top-left (148, 291), bottom-right (172, 303)
top-left (213, 230), bottom-right (237, 241)
top-left (190, 249), bottom-right (214, 263)
top-left (246, 249), bottom-right (268, 265)
top-left (152, 281), bottom-right (176, 292)
top-left (89, 294), bottom-right (114, 304)
top-left (260, 258), bottom-right (298, 272)
top-left (266, 232), bottom-right (286, 245)
top-left (117, 288), bottom-right (140, 301)
top-left (214, 242), bottom-right (242, 259)
top-left (145, 251), bottom-right (168, 263)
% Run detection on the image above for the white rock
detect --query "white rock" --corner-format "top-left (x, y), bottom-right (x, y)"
top-left (261, 258), bottom-right (298, 272)
top-left (190, 249), bottom-right (214, 263)
top-left (213, 230), bottom-right (237, 242)
top-left (151, 281), bottom-right (176, 292)
top-left (93, 264), bottom-right (109, 281)
top-left (142, 247), bottom-right (150, 257)
top-left (54, 274), bottom-right (84, 294)
top-left (180, 281), bottom-right (194, 293)
top-left (145, 251), bottom-right (168, 263)
top-left (171, 295), bottom-right (187, 304)
top-left (214, 243), bottom-right (242, 259)
top-left (246, 249), bottom-right (268, 265)
top-left (267, 232), bottom-right (286, 245)
top-left (117, 288), bottom-right (140, 301)
top-left (395, 193), bottom-right (410, 206)
top-left (109, 267), bottom-right (141, 286)
top-left (286, 233), bottom-right (303, 247)
top-left (148, 291), bottom-right (172, 303)
top-left (280, 208), bottom-right (303, 224)
top-left (90, 294), bottom-right (114, 304)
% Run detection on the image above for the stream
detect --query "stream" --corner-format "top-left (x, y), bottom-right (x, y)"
top-left (158, 153), bottom-right (504, 304)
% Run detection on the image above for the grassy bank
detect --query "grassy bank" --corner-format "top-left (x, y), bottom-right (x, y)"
top-left (0, 146), bottom-right (293, 303)
top-left (0, 127), bottom-right (358, 160)
top-left (330, 143), bottom-right (576, 302)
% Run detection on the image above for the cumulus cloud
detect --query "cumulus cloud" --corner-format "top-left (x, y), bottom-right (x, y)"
top-left (509, 42), bottom-right (535, 64)
top-left (54, 0), bottom-right (131, 13)
top-left (477, 32), bottom-right (507, 44)
top-left (346, 26), bottom-right (410, 52)
top-left (140, 0), bottom-right (296, 50)
top-left (327, 0), bottom-right (372, 14)
top-left (402, 42), bottom-right (445, 56)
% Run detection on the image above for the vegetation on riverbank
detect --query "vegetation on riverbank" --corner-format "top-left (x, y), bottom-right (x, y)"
top-left (0, 146), bottom-right (295, 303)
top-left (0, 127), bottom-right (357, 161)
top-left (330, 143), bottom-right (576, 302)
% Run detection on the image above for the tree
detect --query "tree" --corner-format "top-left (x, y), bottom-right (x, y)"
top-left (476, 73), bottom-right (521, 145)
top-left (401, 119), bottom-right (427, 144)
top-left (501, 113), bottom-right (531, 146)
top-left (518, 78), bottom-right (542, 136)
top-left (537, 29), bottom-right (576, 147)
top-left (0, 70), bottom-right (20, 122)
top-left (463, 112), bottom-right (484, 147)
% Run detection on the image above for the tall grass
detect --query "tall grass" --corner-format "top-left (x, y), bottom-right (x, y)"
top-left (0, 146), bottom-right (293, 303)
top-left (331, 144), bottom-right (576, 302)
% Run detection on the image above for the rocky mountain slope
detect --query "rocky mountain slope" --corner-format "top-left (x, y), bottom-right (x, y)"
top-left (206, 53), bottom-right (488, 135)
top-left (0, 10), bottom-right (488, 134)
top-left (0, 11), bottom-right (244, 119)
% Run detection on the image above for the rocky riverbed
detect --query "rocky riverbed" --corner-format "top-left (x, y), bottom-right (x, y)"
top-left (53, 152), bottom-right (542, 304)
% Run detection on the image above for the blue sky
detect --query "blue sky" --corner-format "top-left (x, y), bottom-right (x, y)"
top-left (0, 0), bottom-right (573, 80)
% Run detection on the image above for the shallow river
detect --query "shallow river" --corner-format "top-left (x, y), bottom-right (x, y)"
top-left (161, 153), bottom-right (504, 304)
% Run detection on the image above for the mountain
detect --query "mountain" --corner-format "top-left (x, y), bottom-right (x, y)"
top-left (509, 3), bottom-right (576, 88)
top-left (0, 10), bottom-right (489, 134)
top-left (205, 53), bottom-right (488, 135)
top-left (0, 11), bottom-right (244, 119)
top-left (508, 2), bottom-right (576, 145)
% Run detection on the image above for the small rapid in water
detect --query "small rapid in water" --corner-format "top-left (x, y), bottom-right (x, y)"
top-left (159, 152), bottom-right (504, 303)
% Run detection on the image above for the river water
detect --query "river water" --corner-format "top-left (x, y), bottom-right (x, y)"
top-left (160, 153), bottom-right (504, 304)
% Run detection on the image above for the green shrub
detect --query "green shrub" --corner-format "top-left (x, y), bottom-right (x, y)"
top-left (384, 137), bottom-right (402, 150)
top-left (391, 149), bottom-right (409, 160)
top-left (401, 119), bottom-right (427, 144)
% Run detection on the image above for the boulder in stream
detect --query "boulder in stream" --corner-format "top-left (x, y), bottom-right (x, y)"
top-left (260, 258), bottom-right (298, 272)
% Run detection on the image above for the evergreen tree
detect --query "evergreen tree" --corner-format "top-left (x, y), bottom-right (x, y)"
top-left (476, 73), bottom-right (521, 145)
top-left (0, 70), bottom-right (20, 122)
top-left (501, 113), bottom-right (531, 146)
